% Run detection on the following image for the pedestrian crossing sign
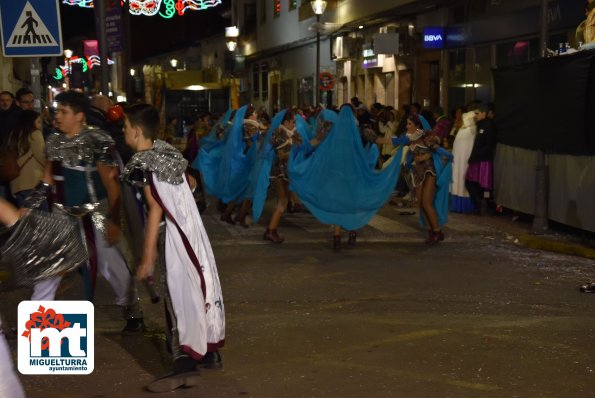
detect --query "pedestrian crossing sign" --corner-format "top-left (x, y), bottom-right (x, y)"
top-left (0, 0), bottom-right (62, 57)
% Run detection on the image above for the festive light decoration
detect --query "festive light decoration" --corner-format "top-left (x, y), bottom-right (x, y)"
top-left (62, 0), bottom-right (222, 18)
top-left (53, 55), bottom-right (115, 80)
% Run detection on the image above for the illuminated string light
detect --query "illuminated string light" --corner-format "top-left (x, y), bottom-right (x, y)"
top-left (53, 55), bottom-right (115, 80)
top-left (62, 0), bottom-right (222, 17)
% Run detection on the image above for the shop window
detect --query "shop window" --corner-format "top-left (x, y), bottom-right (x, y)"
top-left (475, 45), bottom-right (492, 104)
top-left (280, 79), bottom-right (294, 108)
top-left (253, 64), bottom-right (260, 98)
top-left (274, 0), bottom-right (281, 17)
top-left (447, 49), bottom-right (467, 111)
top-left (298, 77), bottom-right (313, 107)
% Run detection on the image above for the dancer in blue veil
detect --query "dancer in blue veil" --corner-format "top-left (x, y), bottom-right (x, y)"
top-left (401, 114), bottom-right (453, 244)
top-left (199, 109), bottom-right (233, 148)
top-left (288, 105), bottom-right (409, 249)
top-left (191, 109), bottom-right (235, 197)
top-left (247, 109), bottom-right (288, 225)
top-left (215, 105), bottom-right (263, 225)
top-left (260, 110), bottom-right (328, 243)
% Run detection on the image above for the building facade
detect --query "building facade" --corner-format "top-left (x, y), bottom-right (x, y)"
top-left (232, 0), bottom-right (585, 113)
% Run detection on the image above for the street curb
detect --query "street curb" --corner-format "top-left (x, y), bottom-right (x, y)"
top-left (518, 234), bottom-right (595, 260)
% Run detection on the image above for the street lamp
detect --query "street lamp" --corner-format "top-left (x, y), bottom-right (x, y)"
top-left (170, 58), bottom-right (178, 69)
top-left (64, 49), bottom-right (73, 89)
top-left (311, 0), bottom-right (327, 106)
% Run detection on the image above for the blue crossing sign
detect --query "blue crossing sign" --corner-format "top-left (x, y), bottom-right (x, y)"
top-left (0, 0), bottom-right (63, 57)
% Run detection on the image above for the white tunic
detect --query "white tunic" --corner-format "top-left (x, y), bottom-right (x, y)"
top-left (153, 176), bottom-right (225, 356)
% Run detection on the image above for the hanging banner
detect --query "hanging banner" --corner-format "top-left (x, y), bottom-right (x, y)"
top-left (94, 0), bottom-right (124, 53)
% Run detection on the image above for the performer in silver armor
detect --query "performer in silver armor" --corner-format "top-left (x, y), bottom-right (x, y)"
top-left (34, 91), bottom-right (143, 334)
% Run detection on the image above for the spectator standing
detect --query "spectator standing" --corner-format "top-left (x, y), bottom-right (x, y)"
top-left (446, 107), bottom-right (464, 149)
top-left (5, 110), bottom-right (46, 207)
top-left (0, 91), bottom-right (20, 201)
top-left (465, 103), bottom-right (497, 215)
top-left (15, 88), bottom-right (35, 111)
top-left (430, 106), bottom-right (452, 144)
top-left (378, 107), bottom-right (399, 162)
top-left (450, 110), bottom-right (478, 213)
top-left (88, 95), bottom-right (132, 164)
top-left (0, 91), bottom-right (20, 141)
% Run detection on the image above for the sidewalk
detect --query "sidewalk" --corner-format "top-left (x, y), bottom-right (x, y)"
top-left (466, 211), bottom-right (595, 260)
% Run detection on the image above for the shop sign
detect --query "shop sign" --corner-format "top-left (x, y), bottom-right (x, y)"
top-left (423, 27), bottom-right (445, 49)
top-left (362, 47), bottom-right (378, 68)
top-left (319, 72), bottom-right (335, 91)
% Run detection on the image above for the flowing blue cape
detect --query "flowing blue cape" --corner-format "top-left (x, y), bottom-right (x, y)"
top-left (248, 109), bottom-right (288, 222)
top-left (418, 147), bottom-right (453, 227)
top-left (191, 109), bottom-right (234, 195)
top-left (209, 105), bottom-right (256, 203)
top-left (288, 106), bottom-right (404, 231)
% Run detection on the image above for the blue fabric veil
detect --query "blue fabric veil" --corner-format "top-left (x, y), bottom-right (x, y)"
top-left (418, 114), bottom-right (431, 131)
top-left (211, 105), bottom-right (256, 203)
top-left (295, 112), bottom-right (313, 142)
top-left (248, 109), bottom-right (288, 222)
top-left (191, 109), bottom-right (234, 195)
top-left (419, 147), bottom-right (453, 227)
top-left (433, 147), bottom-right (453, 225)
top-left (288, 106), bottom-right (404, 231)
top-left (200, 109), bottom-right (233, 148)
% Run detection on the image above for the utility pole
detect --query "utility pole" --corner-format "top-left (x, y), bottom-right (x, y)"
top-left (315, 14), bottom-right (321, 106)
top-left (96, 0), bottom-right (110, 96)
top-left (533, 0), bottom-right (549, 232)
top-left (123, 0), bottom-right (133, 102)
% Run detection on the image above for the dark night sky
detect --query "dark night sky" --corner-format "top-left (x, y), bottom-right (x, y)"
top-left (59, 1), bottom-right (229, 61)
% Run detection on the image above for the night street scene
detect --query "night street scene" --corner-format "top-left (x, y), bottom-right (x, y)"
top-left (1, 0), bottom-right (595, 397)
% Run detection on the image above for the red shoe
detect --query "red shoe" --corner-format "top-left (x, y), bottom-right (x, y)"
top-left (424, 229), bottom-right (433, 244)
top-left (263, 229), bottom-right (284, 243)
top-left (425, 230), bottom-right (444, 245)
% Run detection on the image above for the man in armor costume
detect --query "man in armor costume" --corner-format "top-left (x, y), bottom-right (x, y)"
top-left (1, 197), bottom-right (86, 398)
top-left (122, 104), bottom-right (225, 393)
top-left (34, 91), bottom-right (143, 334)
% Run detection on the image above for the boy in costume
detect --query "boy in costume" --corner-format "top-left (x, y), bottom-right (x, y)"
top-left (122, 104), bottom-right (225, 393)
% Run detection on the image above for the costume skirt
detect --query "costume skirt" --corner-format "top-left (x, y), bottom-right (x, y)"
top-left (466, 160), bottom-right (493, 190)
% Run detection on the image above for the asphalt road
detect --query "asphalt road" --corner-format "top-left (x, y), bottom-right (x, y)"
top-left (2, 204), bottom-right (595, 397)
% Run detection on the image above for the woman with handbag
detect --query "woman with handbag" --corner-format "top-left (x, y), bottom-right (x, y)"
top-left (6, 110), bottom-right (46, 207)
